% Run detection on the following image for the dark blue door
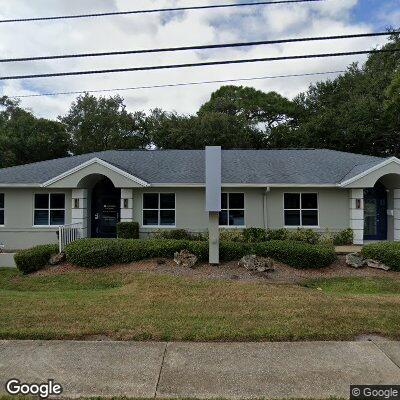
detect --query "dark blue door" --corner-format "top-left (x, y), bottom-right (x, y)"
top-left (364, 182), bottom-right (387, 241)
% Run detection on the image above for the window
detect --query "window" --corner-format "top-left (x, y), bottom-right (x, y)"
top-left (34, 193), bottom-right (65, 226)
top-left (143, 193), bottom-right (175, 226)
top-left (0, 194), bottom-right (4, 225)
top-left (284, 193), bottom-right (318, 227)
top-left (219, 193), bottom-right (245, 226)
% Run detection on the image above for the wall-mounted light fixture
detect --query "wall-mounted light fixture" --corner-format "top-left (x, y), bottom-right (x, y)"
top-left (123, 199), bottom-right (129, 209)
top-left (356, 199), bottom-right (362, 209)
top-left (73, 198), bottom-right (80, 209)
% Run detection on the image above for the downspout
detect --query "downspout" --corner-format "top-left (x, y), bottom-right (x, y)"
top-left (263, 186), bottom-right (270, 230)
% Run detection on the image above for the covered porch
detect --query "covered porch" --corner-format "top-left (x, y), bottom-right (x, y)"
top-left (341, 157), bottom-right (400, 245)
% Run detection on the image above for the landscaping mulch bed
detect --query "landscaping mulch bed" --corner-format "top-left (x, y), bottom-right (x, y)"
top-left (35, 255), bottom-right (399, 284)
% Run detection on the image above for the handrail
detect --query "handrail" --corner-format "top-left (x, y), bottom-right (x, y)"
top-left (58, 223), bottom-right (83, 252)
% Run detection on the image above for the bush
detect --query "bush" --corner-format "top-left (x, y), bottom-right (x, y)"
top-left (333, 228), bottom-right (354, 246)
top-left (266, 228), bottom-right (289, 241)
top-left (152, 229), bottom-right (203, 241)
top-left (65, 238), bottom-right (336, 269)
top-left (65, 239), bottom-right (210, 268)
top-left (242, 228), bottom-right (268, 243)
top-left (14, 244), bottom-right (59, 274)
top-left (287, 228), bottom-right (319, 245)
top-left (362, 242), bottom-right (400, 271)
top-left (117, 222), bottom-right (139, 239)
top-left (253, 240), bottom-right (336, 269)
top-left (219, 229), bottom-right (244, 242)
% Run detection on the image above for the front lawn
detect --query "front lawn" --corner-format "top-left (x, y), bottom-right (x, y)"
top-left (1, 267), bottom-right (399, 341)
top-left (303, 276), bottom-right (400, 295)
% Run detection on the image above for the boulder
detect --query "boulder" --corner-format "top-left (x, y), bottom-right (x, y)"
top-left (49, 252), bottom-right (66, 266)
top-left (345, 252), bottom-right (365, 268)
top-left (174, 250), bottom-right (198, 268)
top-left (238, 255), bottom-right (274, 272)
top-left (365, 259), bottom-right (390, 271)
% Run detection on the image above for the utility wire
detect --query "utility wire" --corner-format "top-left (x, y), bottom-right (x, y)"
top-left (0, 0), bottom-right (324, 23)
top-left (1, 31), bottom-right (395, 63)
top-left (1, 48), bottom-right (399, 81)
top-left (9, 70), bottom-right (346, 98)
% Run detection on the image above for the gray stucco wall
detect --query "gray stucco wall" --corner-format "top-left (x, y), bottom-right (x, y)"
top-left (0, 188), bottom-right (72, 250)
top-left (0, 186), bottom-right (351, 249)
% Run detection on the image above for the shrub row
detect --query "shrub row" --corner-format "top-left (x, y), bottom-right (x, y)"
top-left (362, 242), bottom-right (400, 271)
top-left (152, 227), bottom-right (354, 246)
top-left (14, 244), bottom-right (59, 274)
top-left (64, 238), bottom-right (336, 269)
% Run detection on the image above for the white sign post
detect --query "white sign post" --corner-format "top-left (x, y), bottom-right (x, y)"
top-left (205, 146), bottom-right (221, 265)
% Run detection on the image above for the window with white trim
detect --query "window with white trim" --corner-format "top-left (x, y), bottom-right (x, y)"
top-left (34, 194), bottom-right (65, 226)
top-left (284, 193), bottom-right (318, 227)
top-left (143, 193), bottom-right (175, 226)
top-left (219, 193), bottom-right (245, 226)
top-left (0, 194), bottom-right (4, 225)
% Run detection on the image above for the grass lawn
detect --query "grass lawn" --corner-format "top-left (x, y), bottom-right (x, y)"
top-left (0, 267), bottom-right (399, 341)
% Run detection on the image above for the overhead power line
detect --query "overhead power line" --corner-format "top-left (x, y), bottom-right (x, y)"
top-left (1, 31), bottom-right (396, 64)
top-left (9, 70), bottom-right (346, 98)
top-left (0, 0), bottom-right (323, 23)
top-left (1, 48), bottom-right (399, 81)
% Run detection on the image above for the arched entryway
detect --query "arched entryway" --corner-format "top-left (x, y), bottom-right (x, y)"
top-left (91, 177), bottom-right (121, 238)
top-left (364, 181), bottom-right (388, 241)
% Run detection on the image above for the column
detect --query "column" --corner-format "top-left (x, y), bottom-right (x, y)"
top-left (394, 189), bottom-right (400, 241)
top-left (209, 212), bottom-right (220, 265)
top-left (120, 189), bottom-right (134, 222)
top-left (349, 188), bottom-right (364, 245)
top-left (71, 189), bottom-right (88, 238)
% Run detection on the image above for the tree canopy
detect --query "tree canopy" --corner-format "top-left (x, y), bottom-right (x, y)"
top-left (0, 97), bottom-right (70, 168)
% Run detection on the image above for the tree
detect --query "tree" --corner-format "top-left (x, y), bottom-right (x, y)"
top-left (270, 32), bottom-right (400, 156)
top-left (199, 85), bottom-right (296, 144)
top-left (0, 96), bottom-right (70, 167)
top-left (59, 93), bottom-right (148, 155)
top-left (147, 108), bottom-right (264, 149)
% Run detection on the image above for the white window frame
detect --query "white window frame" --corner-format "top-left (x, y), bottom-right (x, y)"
top-left (142, 193), bottom-right (176, 228)
top-left (283, 192), bottom-right (319, 228)
top-left (219, 192), bottom-right (246, 228)
top-left (33, 193), bottom-right (66, 227)
top-left (0, 193), bottom-right (4, 227)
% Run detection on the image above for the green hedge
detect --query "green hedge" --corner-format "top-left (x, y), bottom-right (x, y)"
top-left (117, 222), bottom-right (139, 239)
top-left (362, 242), bottom-right (400, 271)
top-left (65, 238), bottom-right (336, 269)
top-left (14, 244), bottom-right (59, 274)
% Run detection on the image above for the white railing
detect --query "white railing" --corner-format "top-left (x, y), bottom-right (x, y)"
top-left (58, 223), bottom-right (83, 252)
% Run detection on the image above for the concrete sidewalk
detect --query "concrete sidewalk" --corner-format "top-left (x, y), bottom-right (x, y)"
top-left (0, 340), bottom-right (399, 399)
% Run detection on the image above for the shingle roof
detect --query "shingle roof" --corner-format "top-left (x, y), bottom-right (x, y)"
top-left (0, 149), bottom-right (385, 185)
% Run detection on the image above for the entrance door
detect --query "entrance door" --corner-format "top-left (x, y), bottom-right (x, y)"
top-left (364, 182), bottom-right (387, 241)
top-left (91, 178), bottom-right (121, 238)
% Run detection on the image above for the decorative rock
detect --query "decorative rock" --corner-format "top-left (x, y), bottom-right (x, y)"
top-left (49, 252), bottom-right (66, 266)
top-left (365, 259), bottom-right (390, 271)
top-left (345, 252), bottom-right (365, 268)
top-left (238, 255), bottom-right (274, 272)
top-left (174, 250), bottom-right (198, 268)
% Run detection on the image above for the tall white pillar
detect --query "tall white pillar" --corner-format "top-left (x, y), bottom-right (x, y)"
top-left (349, 188), bottom-right (364, 245)
top-left (72, 189), bottom-right (88, 238)
top-left (120, 189), bottom-right (134, 222)
top-left (209, 212), bottom-right (220, 265)
top-left (393, 189), bottom-right (400, 241)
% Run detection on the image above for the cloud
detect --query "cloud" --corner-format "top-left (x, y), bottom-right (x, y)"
top-left (0, 0), bottom-right (392, 119)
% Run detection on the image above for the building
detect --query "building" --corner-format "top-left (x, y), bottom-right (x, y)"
top-left (0, 147), bottom-right (399, 250)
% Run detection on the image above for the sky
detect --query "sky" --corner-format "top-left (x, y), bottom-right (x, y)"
top-left (0, 0), bottom-right (399, 119)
